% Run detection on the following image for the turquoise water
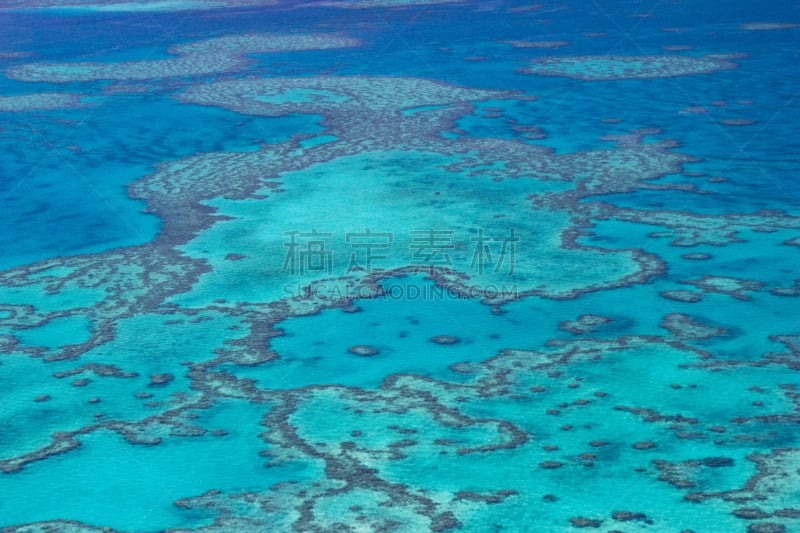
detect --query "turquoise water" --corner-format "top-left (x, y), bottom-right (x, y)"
top-left (1, 1), bottom-right (799, 531)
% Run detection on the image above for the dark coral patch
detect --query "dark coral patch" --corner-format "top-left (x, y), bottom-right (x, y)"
top-left (148, 373), bottom-right (175, 387)
top-left (569, 517), bottom-right (602, 528)
top-left (430, 335), bottom-right (461, 345)
top-left (347, 345), bottom-right (380, 357)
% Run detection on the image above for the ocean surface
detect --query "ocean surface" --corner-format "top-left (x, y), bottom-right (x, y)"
top-left (0, 0), bottom-right (799, 531)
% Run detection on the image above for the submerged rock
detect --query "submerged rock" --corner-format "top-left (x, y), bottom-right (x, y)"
top-left (569, 517), bottom-right (602, 528)
top-left (747, 524), bottom-right (786, 533)
top-left (612, 511), bottom-right (650, 523)
top-left (148, 373), bottom-right (174, 387)
top-left (430, 335), bottom-right (461, 345)
top-left (734, 508), bottom-right (771, 520)
top-left (347, 345), bottom-right (380, 357)
top-left (701, 456), bottom-right (734, 467)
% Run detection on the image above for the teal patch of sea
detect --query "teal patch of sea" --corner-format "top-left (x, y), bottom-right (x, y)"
top-left (221, 274), bottom-right (731, 391)
top-left (0, 398), bottom-right (315, 531)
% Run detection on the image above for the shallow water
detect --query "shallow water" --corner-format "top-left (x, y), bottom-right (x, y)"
top-left (0, 1), bottom-right (799, 531)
